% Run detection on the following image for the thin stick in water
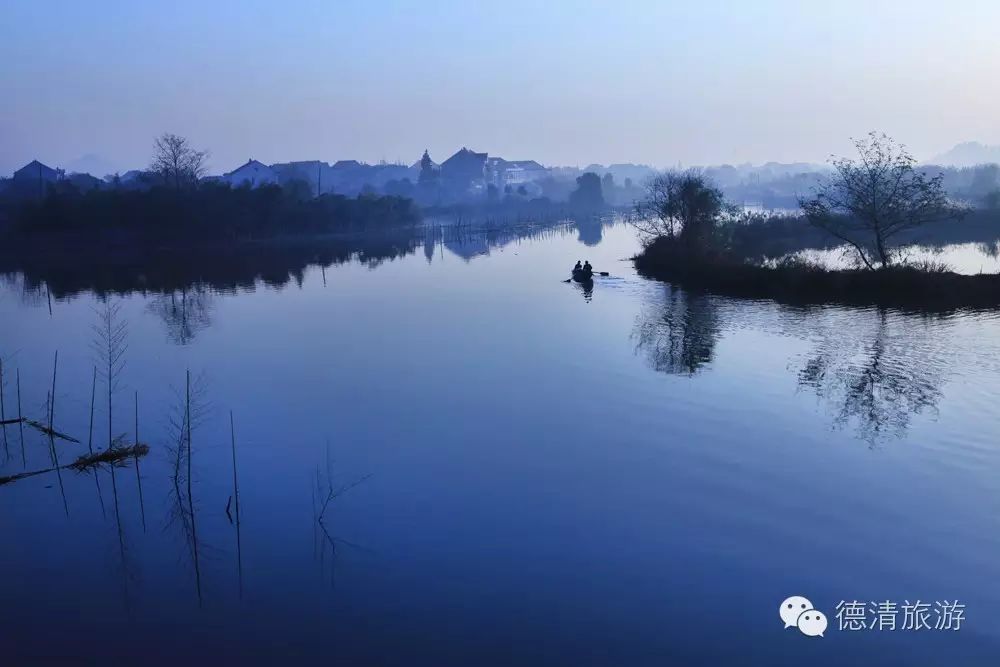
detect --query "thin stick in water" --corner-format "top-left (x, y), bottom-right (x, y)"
top-left (134, 391), bottom-right (146, 532)
top-left (48, 352), bottom-right (68, 517)
top-left (88, 366), bottom-right (105, 518)
top-left (1, 358), bottom-right (8, 461)
top-left (88, 367), bottom-right (97, 455)
top-left (16, 368), bottom-right (25, 468)
top-left (230, 410), bottom-right (243, 598)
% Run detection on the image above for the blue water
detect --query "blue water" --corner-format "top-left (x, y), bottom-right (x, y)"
top-left (2, 221), bottom-right (1000, 665)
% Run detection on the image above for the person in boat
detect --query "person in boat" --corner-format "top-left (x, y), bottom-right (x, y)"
top-left (582, 260), bottom-right (593, 274)
top-left (574, 260), bottom-right (582, 272)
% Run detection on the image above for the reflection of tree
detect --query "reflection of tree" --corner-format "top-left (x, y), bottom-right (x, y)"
top-left (797, 308), bottom-right (942, 444)
top-left (574, 217), bottom-right (604, 246)
top-left (0, 273), bottom-right (46, 308)
top-left (147, 287), bottom-right (213, 345)
top-left (633, 285), bottom-right (720, 375)
top-left (423, 235), bottom-right (436, 263)
top-left (976, 240), bottom-right (1000, 259)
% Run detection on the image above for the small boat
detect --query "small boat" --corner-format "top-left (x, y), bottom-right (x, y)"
top-left (572, 269), bottom-right (594, 283)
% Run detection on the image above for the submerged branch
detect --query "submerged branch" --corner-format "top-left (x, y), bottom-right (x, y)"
top-left (23, 418), bottom-right (81, 443)
top-left (0, 443), bottom-right (149, 487)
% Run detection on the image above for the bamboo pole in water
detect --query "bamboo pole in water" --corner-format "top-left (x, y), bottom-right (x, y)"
top-left (48, 352), bottom-right (68, 516)
top-left (0, 358), bottom-right (8, 460)
top-left (88, 365), bottom-right (106, 517)
top-left (16, 369), bottom-right (25, 468)
top-left (48, 353), bottom-right (58, 465)
top-left (88, 367), bottom-right (96, 455)
top-left (134, 391), bottom-right (146, 532)
top-left (230, 410), bottom-right (243, 598)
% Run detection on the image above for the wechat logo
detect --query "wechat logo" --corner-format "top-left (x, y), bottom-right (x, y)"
top-left (780, 596), bottom-right (828, 637)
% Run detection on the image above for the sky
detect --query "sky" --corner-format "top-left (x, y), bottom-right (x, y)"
top-left (2, 0), bottom-right (1000, 176)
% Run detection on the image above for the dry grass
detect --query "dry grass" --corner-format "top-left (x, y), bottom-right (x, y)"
top-left (0, 443), bottom-right (149, 486)
top-left (70, 443), bottom-right (149, 471)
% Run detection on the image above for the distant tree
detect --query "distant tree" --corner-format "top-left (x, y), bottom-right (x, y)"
top-left (602, 172), bottom-right (615, 191)
top-left (970, 164), bottom-right (999, 195)
top-left (487, 183), bottom-right (499, 202)
top-left (569, 172), bottom-right (605, 210)
top-left (634, 170), bottom-right (727, 251)
top-left (418, 150), bottom-right (437, 185)
top-left (984, 189), bottom-right (1000, 210)
top-left (516, 185), bottom-right (528, 197)
top-left (624, 177), bottom-right (633, 190)
top-left (385, 178), bottom-right (415, 199)
top-left (151, 133), bottom-right (208, 191)
top-left (282, 178), bottom-right (314, 202)
top-left (800, 133), bottom-right (964, 269)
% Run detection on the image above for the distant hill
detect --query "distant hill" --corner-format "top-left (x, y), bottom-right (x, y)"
top-left (930, 142), bottom-right (1000, 167)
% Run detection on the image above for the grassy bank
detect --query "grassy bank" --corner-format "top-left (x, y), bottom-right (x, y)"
top-left (635, 235), bottom-right (1000, 311)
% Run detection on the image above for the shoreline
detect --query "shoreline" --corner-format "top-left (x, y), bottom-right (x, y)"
top-left (634, 241), bottom-right (1000, 311)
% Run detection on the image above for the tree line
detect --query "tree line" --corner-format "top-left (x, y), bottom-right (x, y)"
top-left (1, 134), bottom-right (421, 245)
top-left (635, 132), bottom-right (968, 271)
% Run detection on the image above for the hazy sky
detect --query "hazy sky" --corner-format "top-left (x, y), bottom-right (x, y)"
top-left (2, 0), bottom-right (999, 175)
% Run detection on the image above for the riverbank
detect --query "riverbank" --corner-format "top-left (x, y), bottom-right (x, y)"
top-left (0, 185), bottom-right (421, 244)
top-left (635, 235), bottom-right (1000, 310)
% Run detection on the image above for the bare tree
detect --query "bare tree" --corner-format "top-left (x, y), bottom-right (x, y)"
top-left (800, 132), bottom-right (964, 270)
top-left (633, 170), bottom-right (730, 251)
top-left (150, 133), bottom-right (208, 191)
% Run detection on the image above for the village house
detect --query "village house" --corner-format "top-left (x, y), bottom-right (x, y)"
top-left (222, 159), bottom-right (278, 188)
top-left (10, 160), bottom-right (64, 198)
top-left (441, 148), bottom-right (488, 194)
top-left (486, 158), bottom-right (549, 188)
top-left (13, 160), bottom-right (63, 183)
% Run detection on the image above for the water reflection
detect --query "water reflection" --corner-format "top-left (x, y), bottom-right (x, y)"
top-left (573, 278), bottom-right (594, 302)
top-left (3, 220), bottom-right (628, 346)
top-left (3, 237), bottom-right (421, 300)
top-left (574, 217), bottom-right (604, 246)
top-left (147, 288), bottom-right (213, 345)
top-left (795, 307), bottom-right (944, 445)
top-left (633, 284), bottom-right (947, 443)
top-left (633, 285), bottom-right (720, 375)
top-left (3, 220), bottom-right (623, 306)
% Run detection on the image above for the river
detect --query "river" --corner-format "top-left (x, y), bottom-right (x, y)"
top-left (2, 220), bottom-right (1000, 665)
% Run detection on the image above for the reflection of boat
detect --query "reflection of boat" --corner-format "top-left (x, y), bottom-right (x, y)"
top-left (572, 269), bottom-right (594, 283)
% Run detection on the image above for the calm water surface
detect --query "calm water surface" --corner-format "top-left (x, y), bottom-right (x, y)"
top-left (3, 222), bottom-right (1000, 665)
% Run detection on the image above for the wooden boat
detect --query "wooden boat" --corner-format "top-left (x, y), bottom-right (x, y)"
top-left (572, 269), bottom-right (594, 282)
